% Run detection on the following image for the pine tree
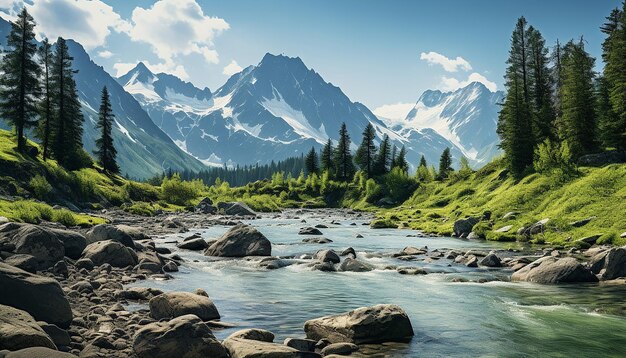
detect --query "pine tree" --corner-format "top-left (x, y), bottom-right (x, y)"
top-left (418, 155), bottom-right (427, 168)
top-left (354, 123), bottom-right (377, 177)
top-left (304, 146), bottom-right (319, 175)
top-left (321, 138), bottom-right (334, 174)
top-left (37, 38), bottom-right (53, 160)
top-left (528, 26), bottom-right (556, 141)
top-left (551, 39), bottom-right (564, 121)
top-left (601, 5), bottom-right (626, 149)
top-left (51, 37), bottom-right (85, 167)
top-left (438, 147), bottom-right (453, 180)
top-left (373, 134), bottom-right (391, 175)
top-left (497, 17), bottom-right (535, 178)
top-left (333, 122), bottom-right (354, 181)
top-left (95, 86), bottom-right (119, 174)
top-left (0, 8), bottom-right (41, 152)
top-left (559, 39), bottom-right (598, 158)
top-left (394, 146), bottom-right (408, 172)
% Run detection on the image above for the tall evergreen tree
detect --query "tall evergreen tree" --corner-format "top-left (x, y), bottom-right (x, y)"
top-left (51, 37), bottom-right (84, 167)
top-left (0, 8), bottom-right (41, 152)
top-left (320, 138), bottom-right (334, 174)
top-left (304, 146), bottom-right (319, 175)
top-left (551, 39), bottom-right (564, 121)
top-left (600, 5), bottom-right (626, 149)
top-left (354, 123), bottom-right (377, 176)
top-left (333, 123), bottom-right (354, 181)
top-left (37, 38), bottom-right (53, 160)
top-left (528, 26), bottom-right (556, 141)
top-left (559, 39), bottom-right (598, 158)
top-left (95, 86), bottom-right (119, 174)
top-left (394, 146), bottom-right (408, 172)
top-left (418, 155), bottom-right (427, 168)
top-left (438, 147), bottom-right (453, 180)
top-left (497, 17), bottom-right (535, 178)
top-left (373, 134), bottom-right (391, 175)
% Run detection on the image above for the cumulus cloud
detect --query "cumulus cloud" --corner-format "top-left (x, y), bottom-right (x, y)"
top-left (97, 50), bottom-right (113, 58)
top-left (222, 60), bottom-right (242, 76)
top-left (420, 51), bottom-right (472, 72)
top-left (440, 72), bottom-right (497, 92)
top-left (128, 0), bottom-right (229, 66)
top-left (26, 0), bottom-right (130, 49)
top-left (372, 102), bottom-right (415, 125)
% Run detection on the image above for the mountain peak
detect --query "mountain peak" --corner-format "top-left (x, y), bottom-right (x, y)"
top-left (259, 52), bottom-right (307, 70)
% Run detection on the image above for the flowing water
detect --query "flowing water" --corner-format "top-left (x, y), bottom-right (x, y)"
top-left (134, 211), bottom-right (626, 357)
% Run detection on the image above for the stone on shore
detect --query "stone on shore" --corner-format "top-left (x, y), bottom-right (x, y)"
top-left (0, 263), bottom-right (72, 328)
top-left (479, 253), bottom-right (502, 267)
top-left (2, 347), bottom-right (75, 358)
top-left (597, 247), bottom-right (626, 280)
top-left (149, 291), bottom-right (220, 321)
top-left (0, 223), bottom-right (67, 269)
top-left (217, 202), bottom-right (257, 217)
top-left (81, 240), bottom-right (138, 268)
top-left (321, 342), bottom-right (359, 356)
top-left (85, 224), bottom-right (135, 248)
top-left (3, 254), bottom-right (39, 273)
top-left (204, 224), bottom-right (271, 257)
top-left (133, 314), bottom-right (228, 358)
top-left (0, 304), bottom-right (55, 350)
top-left (304, 304), bottom-right (414, 344)
top-left (511, 256), bottom-right (598, 284)
top-left (222, 337), bottom-right (302, 358)
top-left (226, 328), bottom-right (275, 343)
top-left (453, 217), bottom-right (479, 237)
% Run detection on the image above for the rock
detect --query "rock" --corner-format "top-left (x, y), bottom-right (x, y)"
top-left (0, 216), bottom-right (8, 224)
top-left (312, 262), bottom-right (336, 272)
top-left (133, 314), bottom-right (228, 358)
top-left (86, 224), bottom-right (135, 248)
top-left (2, 347), bottom-right (75, 357)
top-left (598, 247), bottom-right (626, 280)
top-left (81, 240), bottom-right (138, 268)
top-left (299, 227), bottom-right (323, 235)
top-left (117, 287), bottom-right (164, 301)
top-left (284, 338), bottom-right (316, 352)
top-left (0, 263), bottom-right (72, 327)
top-left (177, 238), bottom-right (208, 250)
top-left (0, 304), bottom-right (55, 350)
top-left (397, 267), bottom-right (427, 275)
top-left (204, 224), bottom-right (271, 257)
top-left (398, 247), bottom-right (427, 256)
top-left (452, 217), bottom-right (478, 237)
top-left (75, 258), bottom-right (94, 271)
top-left (479, 253), bottom-right (502, 267)
top-left (340, 247), bottom-right (356, 258)
top-left (465, 255), bottom-right (478, 267)
top-left (511, 257), bottom-right (598, 284)
top-left (501, 211), bottom-right (520, 220)
top-left (578, 151), bottom-right (626, 166)
top-left (495, 225), bottom-right (513, 233)
top-left (314, 224), bottom-right (328, 229)
top-left (196, 197), bottom-right (217, 214)
top-left (3, 254), bottom-right (38, 273)
top-left (259, 258), bottom-right (293, 270)
top-left (321, 342), bottom-right (359, 356)
top-left (226, 328), bottom-right (275, 342)
top-left (467, 232), bottom-right (481, 240)
top-left (302, 237), bottom-right (333, 244)
top-left (578, 234), bottom-right (602, 245)
top-left (149, 291), bottom-right (220, 321)
top-left (304, 304), bottom-right (414, 344)
top-left (570, 217), bottom-right (596, 228)
top-left (621, 232), bottom-right (626, 238)
top-left (217, 202), bottom-right (257, 217)
top-left (314, 249), bottom-right (340, 264)
top-left (529, 218), bottom-right (550, 235)
top-left (51, 260), bottom-right (68, 277)
top-left (222, 337), bottom-right (301, 358)
top-left (162, 217), bottom-right (185, 229)
top-left (0, 223), bottom-right (65, 269)
top-left (116, 225), bottom-right (151, 241)
top-left (163, 261), bottom-right (179, 272)
top-left (339, 258), bottom-right (373, 272)
top-left (38, 323), bottom-right (71, 348)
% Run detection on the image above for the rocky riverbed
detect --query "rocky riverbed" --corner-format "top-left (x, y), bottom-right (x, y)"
top-left (1, 204), bottom-right (626, 357)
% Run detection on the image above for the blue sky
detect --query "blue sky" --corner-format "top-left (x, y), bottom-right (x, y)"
top-left (0, 0), bottom-right (620, 119)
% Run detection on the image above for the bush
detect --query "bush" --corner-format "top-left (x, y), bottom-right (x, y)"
top-left (29, 175), bottom-right (52, 199)
top-left (64, 149), bottom-right (93, 171)
top-left (125, 181), bottom-right (160, 202)
top-left (534, 140), bottom-right (577, 180)
top-left (52, 209), bottom-right (77, 227)
top-left (365, 178), bottom-right (381, 203)
top-left (161, 173), bottom-right (205, 205)
top-left (383, 167), bottom-right (418, 202)
top-left (122, 201), bottom-right (157, 216)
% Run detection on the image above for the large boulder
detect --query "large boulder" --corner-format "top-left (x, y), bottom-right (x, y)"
top-left (177, 238), bottom-right (209, 251)
top-left (85, 224), bottom-right (135, 248)
top-left (226, 329), bottom-right (275, 343)
top-left (222, 337), bottom-right (303, 358)
top-left (217, 202), bottom-right (257, 217)
top-left (0, 304), bottom-right (55, 350)
top-left (196, 198), bottom-right (217, 214)
top-left (81, 240), bottom-right (138, 268)
top-left (0, 223), bottom-right (65, 269)
top-left (149, 291), bottom-right (220, 321)
top-left (299, 227), bottom-right (323, 235)
top-left (511, 257), bottom-right (598, 284)
top-left (2, 347), bottom-right (75, 358)
top-left (453, 217), bottom-right (479, 237)
top-left (133, 314), bottom-right (228, 358)
top-left (339, 258), bottom-right (373, 272)
top-left (204, 224), bottom-right (271, 257)
top-left (304, 304), bottom-right (414, 344)
top-left (116, 225), bottom-right (151, 241)
top-left (597, 247), bottom-right (626, 280)
top-left (3, 254), bottom-right (39, 273)
top-left (314, 249), bottom-right (340, 264)
top-left (0, 263), bottom-right (72, 327)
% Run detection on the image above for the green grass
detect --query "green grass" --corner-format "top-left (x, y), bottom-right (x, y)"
top-left (0, 199), bottom-right (106, 227)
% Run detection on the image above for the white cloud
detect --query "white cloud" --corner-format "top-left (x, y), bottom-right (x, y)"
top-left (373, 102), bottom-right (415, 125)
top-left (420, 51), bottom-right (472, 72)
top-left (222, 60), bottom-right (242, 76)
top-left (440, 72), bottom-right (498, 92)
top-left (27, 0), bottom-right (130, 49)
top-left (128, 0), bottom-right (229, 66)
top-left (113, 61), bottom-right (189, 80)
top-left (97, 50), bottom-right (113, 58)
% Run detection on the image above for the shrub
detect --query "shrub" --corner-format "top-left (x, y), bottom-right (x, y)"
top-left (125, 181), bottom-right (160, 202)
top-left (122, 202), bottom-right (157, 216)
top-left (365, 178), bottom-right (381, 203)
top-left (534, 139), bottom-right (577, 180)
top-left (52, 209), bottom-right (77, 227)
top-left (383, 167), bottom-right (418, 202)
top-left (161, 173), bottom-right (205, 205)
top-left (29, 175), bottom-right (52, 199)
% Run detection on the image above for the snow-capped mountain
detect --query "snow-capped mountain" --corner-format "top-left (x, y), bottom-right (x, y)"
top-left (119, 53), bottom-right (464, 169)
top-left (389, 82), bottom-right (504, 165)
top-left (0, 17), bottom-right (206, 179)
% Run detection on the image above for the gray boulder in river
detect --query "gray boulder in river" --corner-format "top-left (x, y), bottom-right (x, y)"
top-left (304, 304), bottom-right (414, 344)
top-left (149, 291), bottom-right (220, 321)
top-left (511, 256), bottom-right (598, 284)
top-left (80, 240), bottom-right (139, 268)
top-left (133, 314), bottom-right (228, 358)
top-left (0, 263), bottom-right (73, 328)
top-left (204, 224), bottom-right (271, 257)
top-left (339, 258), bottom-right (373, 272)
top-left (453, 217), bottom-right (479, 237)
top-left (314, 249), bottom-right (340, 264)
top-left (217, 202), bottom-right (257, 216)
